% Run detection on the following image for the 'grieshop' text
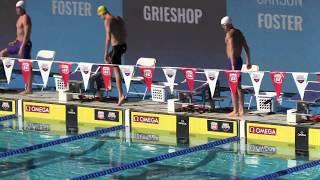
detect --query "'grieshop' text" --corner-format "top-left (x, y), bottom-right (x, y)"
top-left (143, 5), bottom-right (203, 24)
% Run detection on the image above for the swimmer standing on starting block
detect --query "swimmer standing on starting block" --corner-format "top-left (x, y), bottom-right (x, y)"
top-left (97, 5), bottom-right (127, 106)
top-left (221, 16), bottom-right (251, 117)
top-left (0, 1), bottom-right (33, 94)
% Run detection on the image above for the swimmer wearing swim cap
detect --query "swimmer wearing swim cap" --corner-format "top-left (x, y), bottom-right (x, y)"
top-left (97, 5), bottom-right (107, 16)
top-left (16, 0), bottom-right (25, 9)
top-left (220, 16), bottom-right (252, 117)
top-left (94, 5), bottom-right (127, 106)
top-left (221, 16), bottom-right (232, 26)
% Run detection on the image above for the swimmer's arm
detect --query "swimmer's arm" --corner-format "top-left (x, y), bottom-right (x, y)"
top-left (227, 32), bottom-right (236, 70)
top-left (19, 16), bottom-right (31, 58)
top-left (104, 20), bottom-right (112, 63)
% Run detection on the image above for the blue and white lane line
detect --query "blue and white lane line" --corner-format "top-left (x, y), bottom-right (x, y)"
top-left (0, 114), bottom-right (17, 122)
top-left (71, 136), bottom-right (240, 180)
top-left (0, 125), bottom-right (124, 159)
top-left (252, 160), bottom-right (320, 180)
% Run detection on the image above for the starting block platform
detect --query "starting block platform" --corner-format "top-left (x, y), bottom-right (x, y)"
top-left (290, 81), bottom-right (320, 118)
top-left (174, 73), bottom-right (228, 110)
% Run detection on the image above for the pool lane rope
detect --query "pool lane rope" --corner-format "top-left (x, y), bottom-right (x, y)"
top-left (71, 136), bottom-right (240, 180)
top-left (0, 125), bottom-right (124, 159)
top-left (0, 114), bottom-right (17, 122)
top-left (252, 160), bottom-right (320, 180)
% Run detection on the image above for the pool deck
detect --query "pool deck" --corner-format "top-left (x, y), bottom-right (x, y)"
top-left (1, 90), bottom-right (320, 152)
top-left (0, 91), bottom-right (314, 126)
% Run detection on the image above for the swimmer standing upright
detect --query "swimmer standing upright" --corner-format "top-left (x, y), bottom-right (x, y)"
top-left (0, 1), bottom-right (33, 94)
top-left (97, 5), bottom-right (127, 106)
top-left (221, 16), bottom-right (251, 117)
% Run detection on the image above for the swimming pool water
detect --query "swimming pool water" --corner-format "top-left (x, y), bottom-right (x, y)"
top-left (0, 119), bottom-right (319, 179)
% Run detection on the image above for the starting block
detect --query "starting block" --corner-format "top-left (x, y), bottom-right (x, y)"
top-left (291, 81), bottom-right (320, 120)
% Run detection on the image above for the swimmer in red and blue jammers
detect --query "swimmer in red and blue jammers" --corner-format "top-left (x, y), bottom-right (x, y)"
top-left (221, 16), bottom-right (251, 117)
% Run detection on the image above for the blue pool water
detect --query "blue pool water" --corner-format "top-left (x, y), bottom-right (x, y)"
top-left (0, 119), bottom-right (320, 179)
